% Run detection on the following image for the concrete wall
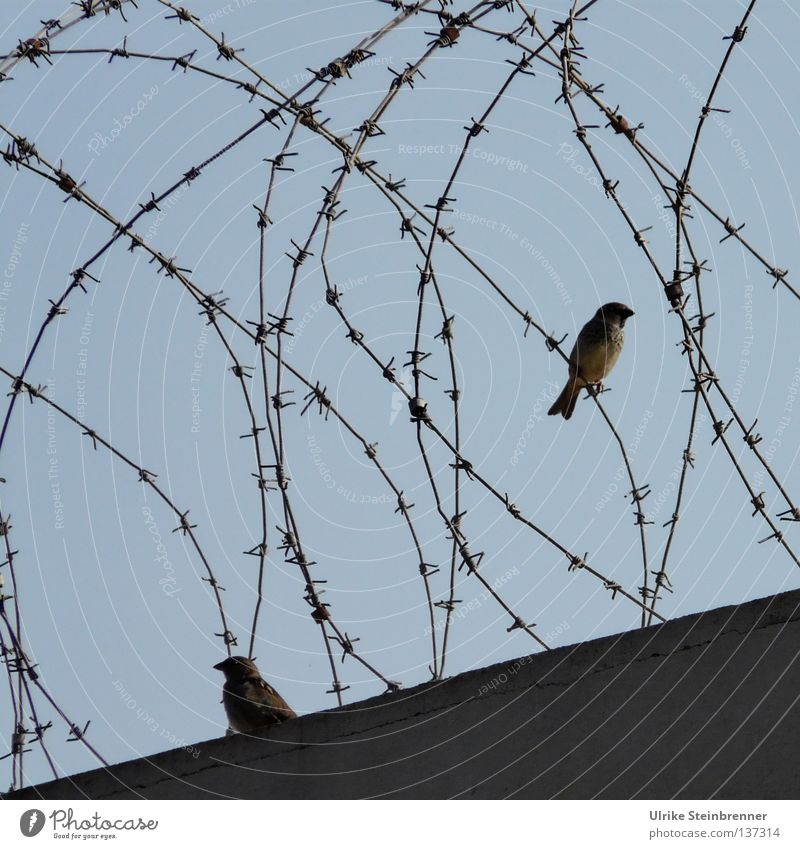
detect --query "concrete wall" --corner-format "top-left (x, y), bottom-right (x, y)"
top-left (10, 588), bottom-right (800, 799)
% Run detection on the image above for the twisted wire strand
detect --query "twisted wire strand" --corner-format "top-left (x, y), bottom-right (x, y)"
top-left (557, 9), bottom-right (653, 620)
top-left (649, 2), bottom-right (759, 619)
top-left (1, 0), bottom-right (797, 788)
top-left (272, 2), bottom-right (508, 681)
top-left (0, 1), bottom-right (138, 77)
top-left (0, 3), bottom-right (441, 759)
top-left (556, 8), bottom-right (800, 535)
top-left (1, 143), bottom-right (413, 693)
top-left (517, 11), bottom-right (762, 618)
top-left (550, 5), bottom-right (800, 577)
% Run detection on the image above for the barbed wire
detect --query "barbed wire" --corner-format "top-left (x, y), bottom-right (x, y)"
top-left (153, 0), bottom-right (568, 672)
top-left (0, 3), bottom-right (436, 785)
top-left (0, 0), bottom-right (798, 790)
top-left (296, 0), bottom-right (664, 636)
top-left (506, 9), bottom-right (758, 621)
top-left (0, 0), bottom-right (682, 780)
top-left (0, 494), bottom-right (108, 784)
top-left (0, 1), bottom-right (139, 77)
top-left (654, 1), bottom-right (756, 620)
top-left (547, 2), bottom-right (800, 624)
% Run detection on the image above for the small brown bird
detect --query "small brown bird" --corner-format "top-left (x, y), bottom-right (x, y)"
top-left (548, 302), bottom-right (634, 420)
top-left (213, 656), bottom-right (296, 733)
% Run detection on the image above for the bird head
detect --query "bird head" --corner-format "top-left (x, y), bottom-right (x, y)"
top-left (213, 655), bottom-right (260, 681)
top-left (596, 302), bottom-right (634, 326)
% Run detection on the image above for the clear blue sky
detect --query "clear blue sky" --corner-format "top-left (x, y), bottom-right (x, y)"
top-left (1, 0), bottom-right (799, 789)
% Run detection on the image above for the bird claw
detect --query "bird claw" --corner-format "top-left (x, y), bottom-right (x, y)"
top-left (588, 381), bottom-right (611, 397)
top-left (584, 382), bottom-right (603, 398)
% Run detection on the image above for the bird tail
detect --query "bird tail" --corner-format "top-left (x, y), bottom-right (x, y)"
top-left (548, 378), bottom-right (581, 420)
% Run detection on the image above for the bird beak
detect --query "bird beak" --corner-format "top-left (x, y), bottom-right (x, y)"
top-left (213, 660), bottom-right (227, 671)
top-left (624, 307), bottom-right (635, 318)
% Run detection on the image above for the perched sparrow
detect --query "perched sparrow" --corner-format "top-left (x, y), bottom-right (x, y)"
top-left (213, 656), bottom-right (296, 733)
top-left (548, 302), bottom-right (634, 420)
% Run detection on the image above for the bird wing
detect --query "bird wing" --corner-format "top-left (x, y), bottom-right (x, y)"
top-left (249, 676), bottom-right (297, 719)
top-left (572, 317), bottom-right (617, 383)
